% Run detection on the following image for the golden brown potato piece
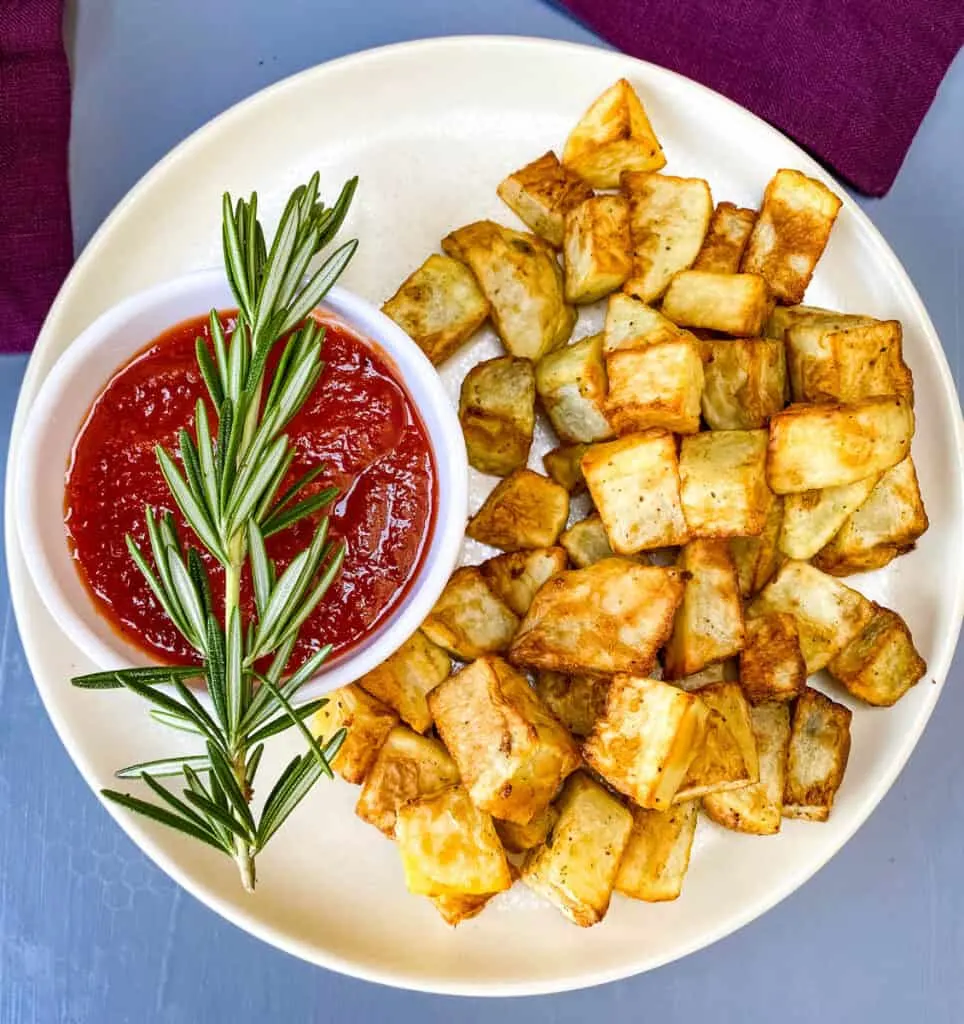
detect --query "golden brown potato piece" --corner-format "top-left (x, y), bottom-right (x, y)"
top-left (510, 559), bottom-right (684, 676)
top-left (442, 220), bottom-right (575, 359)
top-left (700, 338), bottom-right (787, 430)
top-left (521, 772), bottom-right (633, 926)
top-left (534, 671), bottom-right (611, 738)
top-left (622, 172), bottom-right (714, 302)
top-left (497, 151), bottom-right (594, 247)
top-left (356, 726), bottom-right (460, 836)
top-left (562, 78), bottom-right (666, 188)
top-left (664, 540), bottom-right (746, 679)
top-left (479, 546), bottom-right (568, 617)
top-left (431, 891), bottom-right (497, 927)
top-left (828, 605), bottom-right (926, 706)
top-left (495, 804), bottom-right (557, 854)
top-left (741, 169), bottom-right (842, 304)
top-left (661, 271), bottom-right (772, 337)
top-left (466, 469), bottom-right (570, 551)
top-left (381, 254), bottom-right (490, 365)
top-left (738, 613), bottom-right (807, 704)
top-left (542, 442), bottom-right (590, 493)
top-left (459, 355), bottom-right (536, 477)
top-left (767, 396), bottom-right (914, 494)
top-left (765, 306), bottom-right (871, 342)
top-left (421, 566), bottom-right (519, 660)
top-left (730, 491), bottom-right (784, 598)
top-left (559, 514), bottom-right (618, 568)
top-left (747, 560), bottom-right (874, 673)
top-left (604, 336), bottom-right (705, 435)
top-left (703, 701), bottom-right (791, 835)
top-left (311, 684), bottom-right (398, 785)
top-left (693, 202), bottom-right (757, 273)
top-left (358, 631), bottom-right (450, 734)
top-left (582, 430), bottom-right (690, 552)
top-left (563, 195), bottom-right (632, 303)
top-left (679, 429), bottom-right (771, 538)
top-left (396, 785), bottom-right (513, 896)
top-left (779, 475), bottom-right (881, 561)
top-left (534, 333), bottom-right (614, 444)
top-left (783, 688), bottom-right (852, 821)
top-left (616, 801), bottom-right (698, 902)
top-left (429, 656), bottom-right (581, 824)
top-left (603, 292), bottom-right (683, 352)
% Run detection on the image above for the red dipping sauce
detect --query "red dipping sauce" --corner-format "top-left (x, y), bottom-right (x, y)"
top-left (65, 312), bottom-right (437, 668)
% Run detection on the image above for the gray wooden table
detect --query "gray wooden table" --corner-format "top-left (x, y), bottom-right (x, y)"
top-left (1, 3), bottom-right (962, 1021)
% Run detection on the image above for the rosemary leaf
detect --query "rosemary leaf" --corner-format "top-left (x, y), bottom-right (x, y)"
top-left (261, 488), bottom-right (337, 539)
top-left (155, 447), bottom-right (227, 565)
top-left (195, 337), bottom-right (224, 409)
top-left (101, 789), bottom-right (229, 853)
top-left (72, 665), bottom-right (200, 690)
top-left (114, 755), bottom-right (210, 779)
top-left (247, 698), bottom-right (328, 744)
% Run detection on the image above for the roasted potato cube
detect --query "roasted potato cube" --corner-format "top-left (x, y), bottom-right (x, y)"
top-left (703, 701), bottom-right (791, 834)
top-left (783, 688), bottom-right (852, 821)
top-left (429, 656), bottom-right (581, 824)
top-left (603, 291), bottom-right (682, 352)
top-left (767, 397), bottom-right (914, 494)
top-left (534, 671), bottom-right (610, 738)
top-left (765, 305), bottom-right (871, 342)
top-left (479, 546), bottom-right (568, 617)
top-left (396, 785), bottom-right (513, 896)
top-left (543, 442), bottom-right (590, 493)
top-left (358, 631), bottom-right (450, 734)
top-left (604, 336), bottom-right (704, 435)
top-left (661, 271), bottom-right (772, 337)
top-left (311, 684), bottom-right (398, 784)
top-left (584, 675), bottom-right (709, 809)
top-left (497, 150), bottom-right (594, 247)
top-left (466, 469), bottom-right (570, 551)
top-left (828, 605), bottom-right (926, 706)
top-left (700, 338), bottom-right (787, 430)
top-left (616, 801), bottom-right (698, 902)
top-left (563, 195), bottom-right (632, 303)
top-left (779, 475), bottom-right (880, 561)
top-left (510, 559), bottom-right (684, 676)
top-left (356, 726), bottom-right (460, 836)
top-left (495, 804), bottom-right (557, 853)
top-left (459, 355), bottom-right (535, 476)
top-left (747, 560), bottom-right (874, 673)
top-left (693, 202), bottom-right (757, 273)
top-left (679, 429), bottom-right (770, 538)
top-left (442, 220), bottom-right (575, 359)
top-left (562, 78), bottom-right (666, 189)
top-left (738, 612), bottom-right (806, 704)
top-left (421, 566), bottom-right (519, 660)
top-left (559, 514), bottom-right (617, 568)
top-left (730, 491), bottom-right (784, 597)
top-left (664, 540), bottom-right (746, 679)
top-left (534, 333), bottom-right (613, 443)
top-left (582, 430), bottom-right (689, 552)
top-left (521, 772), bottom-right (633, 926)
top-left (431, 891), bottom-right (497, 927)
top-left (381, 254), bottom-right (490, 365)
top-left (741, 169), bottom-right (842, 304)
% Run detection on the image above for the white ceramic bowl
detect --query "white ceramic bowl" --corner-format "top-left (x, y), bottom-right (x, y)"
top-left (15, 267), bottom-right (468, 697)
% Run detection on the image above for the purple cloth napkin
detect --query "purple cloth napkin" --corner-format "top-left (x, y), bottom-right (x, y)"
top-left (560, 0), bottom-right (964, 197)
top-left (0, 0), bottom-right (72, 354)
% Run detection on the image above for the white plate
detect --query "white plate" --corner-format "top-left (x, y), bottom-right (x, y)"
top-left (6, 36), bottom-right (964, 997)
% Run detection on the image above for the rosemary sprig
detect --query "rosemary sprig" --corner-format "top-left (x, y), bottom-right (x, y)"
top-left (73, 173), bottom-right (359, 891)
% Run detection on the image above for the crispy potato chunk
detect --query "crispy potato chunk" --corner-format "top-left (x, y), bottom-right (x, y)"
top-left (679, 429), bottom-right (770, 538)
top-left (604, 336), bottom-right (705, 435)
top-left (459, 355), bottom-right (535, 476)
top-left (664, 540), bottom-right (746, 679)
top-left (661, 271), bottom-right (772, 337)
top-left (381, 254), bottom-right (490, 365)
top-left (584, 675), bottom-right (709, 809)
top-left (543, 442), bottom-right (590, 493)
top-left (730, 491), bottom-right (784, 598)
top-left (739, 613), bottom-right (807, 704)
top-left (784, 688), bottom-right (852, 821)
top-left (311, 684), bottom-right (398, 784)
top-left (693, 202), bottom-right (757, 273)
top-left (767, 396), bottom-right (914, 494)
top-left (479, 546), bottom-right (568, 617)
top-left (421, 566), bottom-right (519, 660)
top-left (616, 801), bottom-right (698, 902)
top-left (703, 702), bottom-right (791, 834)
top-left (521, 772), bottom-right (633, 926)
top-left (765, 306), bottom-right (871, 342)
top-left (442, 220), bottom-right (575, 359)
top-left (356, 726), bottom-right (460, 836)
top-left (431, 891), bottom-right (497, 927)
top-left (603, 292), bottom-right (683, 352)
top-left (429, 656), bottom-right (580, 824)
top-left (559, 514), bottom-right (618, 568)
top-left (510, 559), bottom-right (684, 676)
top-left (622, 172), bottom-right (714, 302)
top-left (582, 430), bottom-right (689, 552)
top-left (396, 785), bottom-right (513, 896)
top-left (497, 151), bottom-right (594, 247)
top-left (748, 560), bottom-right (874, 673)
top-left (534, 333), bottom-right (614, 443)
top-left (828, 605), bottom-right (926, 706)
top-left (563, 195), bottom-right (632, 303)
top-left (741, 169), bottom-right (842, 304)
top-left (467, 469), bottom-right (570, 551)
top-left (780, 475), bottom-right (881, 560)
top-left (535, 671), bottom-right (611, 738)
top-left (358, 631), bottom-right (450, 734)
top-left (562, 78), bottom-right (666, 188)
top-left (700, 338), bottom-right (787, 430)
top-left (495, 804), bottom-right (557, 853)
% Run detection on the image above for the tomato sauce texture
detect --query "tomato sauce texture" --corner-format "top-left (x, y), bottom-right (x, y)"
top-left (65, 312), bottom-right (437, 667)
